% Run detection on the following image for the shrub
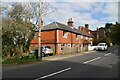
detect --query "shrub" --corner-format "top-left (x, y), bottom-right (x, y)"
top-left (2, 55), bottom-right (39, 64)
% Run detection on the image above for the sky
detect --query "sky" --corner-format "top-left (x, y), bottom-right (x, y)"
top-left (1, 0), bottom-right (119, 30)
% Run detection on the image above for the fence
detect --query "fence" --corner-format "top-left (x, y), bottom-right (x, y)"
top-left (63, 46), bottom-right (88, 54)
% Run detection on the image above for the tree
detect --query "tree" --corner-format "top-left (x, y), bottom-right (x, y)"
top-left (109, 22), bottom-right (120, 45)
top-left (28, 1), bottom-right (55, 59)
top-left (2, 4), bottom-right (34, 57)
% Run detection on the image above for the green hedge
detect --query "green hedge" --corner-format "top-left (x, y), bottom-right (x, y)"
top-left (2, 55), bottom-right (41, 64)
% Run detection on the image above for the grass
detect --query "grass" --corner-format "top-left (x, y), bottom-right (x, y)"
top-left (2, 55), bottom-right (41, 64)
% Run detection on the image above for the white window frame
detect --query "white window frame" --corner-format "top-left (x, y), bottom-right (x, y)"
top-left (61, 44), bottom-right (65, 51)
top-left (86, 37), bottom-right (88, 40)
top-left (81, 44), bottom-right (83, 48)
top-left (88, 31), bottom-right (90, 34)
top-left (81, 35), bottom-right (83, 39)
top-left (67, 44), bottom-right (71, 48)
top-left (76, 34), bottom-right (79, 39)
top-left (76, 44), bottom-right (78, 48)
top-left (63, 31), bottom-right (68, 38)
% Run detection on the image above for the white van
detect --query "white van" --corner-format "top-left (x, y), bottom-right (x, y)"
top-left (96, 43), bottom-right (108, 51)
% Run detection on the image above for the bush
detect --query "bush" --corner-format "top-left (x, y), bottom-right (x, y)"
top-left (2, 55), bottom-right (40, 64)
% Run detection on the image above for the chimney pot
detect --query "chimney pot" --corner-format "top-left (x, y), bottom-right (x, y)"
top-left (67, 18), bottom-right (73, 27)
top-left (85, 24), bottom-right (89, 29)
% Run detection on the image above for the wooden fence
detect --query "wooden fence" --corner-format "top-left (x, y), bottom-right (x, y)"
top-left (63, 46), bottom-right (88, 54)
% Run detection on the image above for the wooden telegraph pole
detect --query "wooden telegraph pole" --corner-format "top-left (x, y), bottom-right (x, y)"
top-left (38, 0), bottom-right (42, 60)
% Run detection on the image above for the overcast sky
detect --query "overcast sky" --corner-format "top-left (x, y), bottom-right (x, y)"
top-left (1, 0), bottom-right (119, 30)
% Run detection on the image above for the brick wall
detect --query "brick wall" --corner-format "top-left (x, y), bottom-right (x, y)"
top-left (57, 30), bottom-right (72, 44)
top-left (98, 29), bottom-right (105, 40)
top-left (30, 29), bottom-right (93, 54)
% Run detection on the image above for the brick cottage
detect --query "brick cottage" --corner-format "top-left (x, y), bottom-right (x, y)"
top-left (30, 18), bottom-right (94, 54)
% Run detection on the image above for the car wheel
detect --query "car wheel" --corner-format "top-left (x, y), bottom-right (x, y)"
top-left (49, 54), bottom-right (53, 56)
top-left (42, 53), bottom-right (45, 57)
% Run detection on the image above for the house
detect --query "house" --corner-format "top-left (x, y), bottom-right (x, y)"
top-left (78, 24), bottom-right (94, 45)
top-left (91, 30), bottom-right (97, 38)
top-left (91, 27), bottom-right (106, 41)
top-left (97, 27), bottom-right (106, 41)
top-left (30, 18), bottom-right (94, 54)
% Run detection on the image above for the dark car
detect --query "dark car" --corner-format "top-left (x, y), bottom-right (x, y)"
top-left (30, 46), bottom-right (53, 57)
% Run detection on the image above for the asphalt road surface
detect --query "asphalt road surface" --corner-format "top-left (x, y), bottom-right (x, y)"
top-left (2, 46), bottom-right (119, 80)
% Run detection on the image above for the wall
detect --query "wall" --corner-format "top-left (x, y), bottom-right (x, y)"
top-left (57, 30), bottom-right (72, 44)
top-left (31, 30), bottom-right (56, 44)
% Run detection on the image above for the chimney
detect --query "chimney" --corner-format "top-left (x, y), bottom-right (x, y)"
top-left (67, 18), bottom-right (73, 27)
top-left (85, 24), bottom-right (89, 29)
top-left (78, 26), bottom-right (82, 31)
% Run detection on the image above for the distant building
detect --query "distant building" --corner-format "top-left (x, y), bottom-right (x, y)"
top-left (97, 27), bottom-right (106, 41)
top-left (91, 27), bottom-right (106, 44)
top-left (91, 30), bottom-right (97, 38)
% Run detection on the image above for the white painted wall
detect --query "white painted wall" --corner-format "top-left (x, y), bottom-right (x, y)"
top-left (88, 46), bottom-right (97, 51)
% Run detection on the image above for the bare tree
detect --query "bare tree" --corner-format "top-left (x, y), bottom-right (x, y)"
top-left (25, 1), bottom-right (56, 59)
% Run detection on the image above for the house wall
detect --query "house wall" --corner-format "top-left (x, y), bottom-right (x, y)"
top-left (98, 29), bottom-right (106, 40)
top-left (41, 30), bottom-right (56, 43)
top-left (57, 30), bottom-right (84, 44)
top-left (31, 30), bottom-right (56, 44)
top-left (57, 30), bottom-right (72, 44)
top-left (30, 30), bottom-right (56, 51)
top-left (30, 29), bottom-right (93, 54)
top-left (71, 33), bottom-right (79, 44)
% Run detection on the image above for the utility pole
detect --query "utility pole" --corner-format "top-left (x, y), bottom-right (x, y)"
top-left (37, 0), bottom-right (55, 60)
top-left (38, 0), bottom-right (42, 60)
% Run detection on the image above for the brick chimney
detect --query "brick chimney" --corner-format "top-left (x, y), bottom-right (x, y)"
top-left (85, 24), bottom-right (89, 29)
top-left (67, 18), bottom-right (73, 27)
top-left (78, 26), bottom-right (81, 31)
top-left (78, 26), bottom-right (84, 31)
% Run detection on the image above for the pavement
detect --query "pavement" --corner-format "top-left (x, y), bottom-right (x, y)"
top-left (42, 50), bottom-right (96, 61)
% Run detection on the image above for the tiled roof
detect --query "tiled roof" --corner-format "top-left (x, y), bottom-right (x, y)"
top-left (36, 22), bottom-right (93, 37)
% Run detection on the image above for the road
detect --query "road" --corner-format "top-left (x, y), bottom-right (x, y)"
top-left (2, 46), bottom-right (119, 80)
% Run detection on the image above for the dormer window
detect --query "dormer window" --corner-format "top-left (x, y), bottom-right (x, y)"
top-left (86, 37), bottom-right (88, 40)
top-left (63, 31), bottom-right (68, 38)
top-left (88, 31), bottom-right (90, 34)
top-left (81, 35), bottom-right (83, 39)
top-left (76, 34), bottom-right (78, 39)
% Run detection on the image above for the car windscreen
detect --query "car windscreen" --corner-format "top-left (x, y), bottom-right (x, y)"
top-left (45, 46), bottom-right (51, 49)
top-left (98, 44), bottom-right (105, 46)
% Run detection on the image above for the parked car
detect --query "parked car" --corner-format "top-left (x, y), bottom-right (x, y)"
top-left (30, 46), bottom-right (53, 57)
top-left (95, 43), bottom-right (108, 51)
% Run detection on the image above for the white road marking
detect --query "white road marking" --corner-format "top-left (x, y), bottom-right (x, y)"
top-left (104, 53), bottom-right (111, 56)
top-left (35, 67), bottom-right (71, 80)
top-left (83, 57), bottom-right (101, 64)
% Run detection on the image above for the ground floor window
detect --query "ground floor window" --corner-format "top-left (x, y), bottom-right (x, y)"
top-left (80, 44), bottom-right (83, 48)
top-left (90, 40), bottom-right (93, 45)
top-left (67, 44), bottom-right (71, 48)
top-left (61, 44), bottom-right (65, 51)
top-left (76, 44), bottom-right (79, 48)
